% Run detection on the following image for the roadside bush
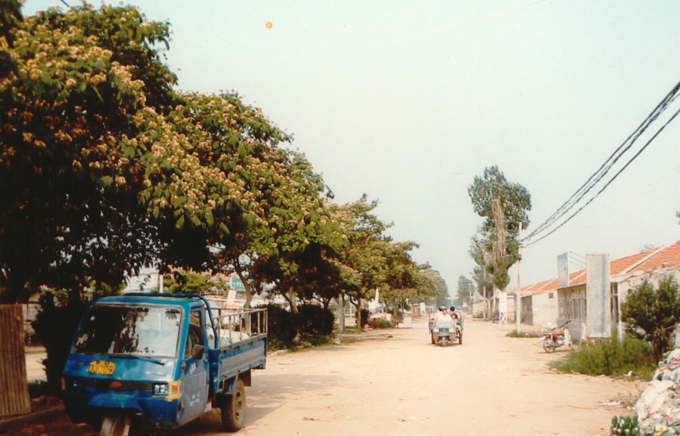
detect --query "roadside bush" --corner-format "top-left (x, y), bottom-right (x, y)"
top-left (266, 304), bottom-right (298, 349)
top-left (32, 292), bottom-right (88, 395)
top-left (308, 335), bottom-right (333, 346)
top-left (506, 331), bottom-right (540, 338)
top-left (266, 304), bottom-right (336, 350)
top-left (551, 335), bottom-right (656, 378)
top-left (297, 304), bottom-right (334, 337)
top-left (370, 318), bottom-right (393, 329)
top-left (621, 276), bottom-right (680, 362)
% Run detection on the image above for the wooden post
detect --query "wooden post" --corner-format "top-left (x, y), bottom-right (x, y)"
top-left (0, 305), bottom-right (31, 417)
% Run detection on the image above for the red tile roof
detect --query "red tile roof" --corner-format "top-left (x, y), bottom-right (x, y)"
top-left (512, 240), bottom-right (680, 294)
top-left (629, 239), bottom-right (680, 274)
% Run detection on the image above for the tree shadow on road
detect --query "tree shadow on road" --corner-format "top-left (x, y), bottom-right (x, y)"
top-left (175, 371), bottom-right (342, 434)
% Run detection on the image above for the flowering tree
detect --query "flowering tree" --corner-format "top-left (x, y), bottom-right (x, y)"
top-left (0, 4), bottom-right (178, 302)
top-left (0, 3), bottom-right (337, 304)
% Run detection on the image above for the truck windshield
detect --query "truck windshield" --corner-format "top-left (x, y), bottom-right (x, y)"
top-left (72, 304), bottom-right (182, 358)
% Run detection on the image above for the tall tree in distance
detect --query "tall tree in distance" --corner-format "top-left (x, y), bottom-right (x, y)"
top-left (455, 275), bottom-right (474, 308)
top-left (469, 235), bottom-right (494, 317)
top-left (468, 166), bottom-right (531, 296)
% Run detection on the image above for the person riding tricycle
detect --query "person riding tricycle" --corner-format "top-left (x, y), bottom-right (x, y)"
top-left (429, 306), bottom-right (463, 346)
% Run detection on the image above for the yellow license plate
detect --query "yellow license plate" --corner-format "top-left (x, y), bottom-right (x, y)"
top-left (88, 360), bottom-right (115, 375)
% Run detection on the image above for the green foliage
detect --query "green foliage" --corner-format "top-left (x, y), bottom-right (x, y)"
top-left (551, 336), bottom-right (656, 378)
top-left (307, 334), bottom-right (333, 346)
top-left (297, 304), bottom-right (335, 337)
top-left (0, 0), bottom-right (22, 46)
top-left (266, 304), bottom-right (299, 349)
top-left (163, 270), bottom-right (228, 295)
top-left (610, 416), bottom-right (639, 435)
top-left (327, 197), bottom-right (428, 317)
top-left (0, 2), bottom-right (177, 302)
top-left (621, 276), bottom-right (680, 362)
top-left (266, 303), bottom-right (337, 350)
top-left (370, 318), bottom-right (393, 329)
top-left (31, 292), bottom-right (88, 395)
top-left (1, 2), bottom-right (337, 306)
top-left (468, 166), bottom-right (531, 292)
top-left (506, 331), bottom-right (539, 338)
top-left (468, 165), bottom-right (531, 233)
top-left (456, 275), bottom-right (474, 307)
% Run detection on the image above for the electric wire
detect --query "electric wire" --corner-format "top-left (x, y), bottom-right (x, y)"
top-left (524, 80), bottom-right (680, 243)
top-left (568, 251), bottom-right (585, 260)
top-left (524, 99), bottom-right (680, 247)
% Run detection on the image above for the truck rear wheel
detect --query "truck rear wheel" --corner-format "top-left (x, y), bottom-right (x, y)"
top-left (222, 379), bottom-right (246, 432)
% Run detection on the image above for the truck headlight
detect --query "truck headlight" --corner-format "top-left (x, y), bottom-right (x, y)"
top-left (153, 384), bottom-right (169, 396)
top-left (154, 381), bottom-right (181, 400)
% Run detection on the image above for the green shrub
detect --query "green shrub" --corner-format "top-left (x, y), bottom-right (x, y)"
top-left (27, 381), bottom-right (49, 399)
top-left (266, 304), bottom-right (298, 348)
top-left (621, 276), bottom-right (680, 362)
top-left (32, 292), bottom-right (88, 395)
top-left (308, 334), bottom-right (333, 346)
top-left (266, 304), bottom-right (336, 350)
top-left (610, 415), bottom-right (639, 435)
top-left (370, 318), bottom-right (393, 329)
top-left (297, 304), bottom-right (334, 337)
top-left (551, 335), bottom-right (656, 378)
top-left (506, 331), bottom-right (540, 338)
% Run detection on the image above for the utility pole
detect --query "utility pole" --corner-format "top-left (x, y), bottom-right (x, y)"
top-left (515, 222), bottom-right (522, 335)
top-left (158, 263), bottom-right (164, 293)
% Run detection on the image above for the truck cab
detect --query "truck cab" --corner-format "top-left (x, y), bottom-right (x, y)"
top-left (61, 294), bottom-right (267, 435)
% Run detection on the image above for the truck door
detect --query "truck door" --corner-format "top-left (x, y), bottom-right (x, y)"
top-left (178, 307), bottom-right (209, 424)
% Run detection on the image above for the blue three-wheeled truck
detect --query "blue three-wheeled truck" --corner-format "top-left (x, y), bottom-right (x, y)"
top-left (61, 293), bottom-right (267, 435)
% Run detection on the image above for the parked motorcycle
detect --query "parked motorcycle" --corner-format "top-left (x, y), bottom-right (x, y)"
top-left (539, 320), bottom-right (572, 352)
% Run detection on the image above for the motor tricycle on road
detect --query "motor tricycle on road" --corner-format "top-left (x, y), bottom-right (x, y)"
top-left (429, 317), bottom-right (462, 346)
top-left (539, 319), bottom-right (572, 352)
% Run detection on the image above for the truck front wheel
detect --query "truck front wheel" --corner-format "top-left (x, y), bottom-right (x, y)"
top-left (99, 413), bottom-right (138, 436)
top-left (222, 380), bottom-right (246, 432)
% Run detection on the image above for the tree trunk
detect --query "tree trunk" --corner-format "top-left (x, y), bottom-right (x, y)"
top-left (356, 298), bottom-right (363, 328)
top-left (337, 293), bottom-right (345, 333)
top-left (234, 262), bottom-right (252, 309)
top-left (287, 287), bottom-right (298, 314)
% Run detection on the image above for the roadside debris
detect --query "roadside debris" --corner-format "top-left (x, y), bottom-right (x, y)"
top-left (635, 349), bottom-right (680, 435)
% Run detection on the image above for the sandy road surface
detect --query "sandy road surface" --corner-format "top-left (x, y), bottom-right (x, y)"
top-left (177, 316), bottom-right (644, 436)
top-left (8, 316), bottom-right (645, 436)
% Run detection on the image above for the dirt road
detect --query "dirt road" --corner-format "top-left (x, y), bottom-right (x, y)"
top-left (7, 316), bottom-right (645, 436)
top-left (177, 315), bottom-right (644, 436)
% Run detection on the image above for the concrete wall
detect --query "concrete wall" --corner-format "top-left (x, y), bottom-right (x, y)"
top-left (531, 291), bottom-right (559, 327)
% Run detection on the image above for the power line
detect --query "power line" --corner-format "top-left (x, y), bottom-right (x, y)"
top-left (522, 80), bottom-right (680, 246)
top-left (568, 251), bottom-right (585, 260)
top-left (524, 80), bottom-right (680, 242)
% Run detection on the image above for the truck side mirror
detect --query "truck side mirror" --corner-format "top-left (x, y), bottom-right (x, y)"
top-left (191, 344), bottom-right (204, 360)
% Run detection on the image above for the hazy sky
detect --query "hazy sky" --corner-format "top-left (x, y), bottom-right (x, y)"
top-left (23, 0), bottom-right (680, 294)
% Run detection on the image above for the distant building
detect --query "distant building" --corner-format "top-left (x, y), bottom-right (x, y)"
top-left (507, 239), bottom-right (680, 341)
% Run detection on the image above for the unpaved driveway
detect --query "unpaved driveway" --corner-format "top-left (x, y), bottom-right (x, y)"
top-left (179, 315), bottom-right (645, 436)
